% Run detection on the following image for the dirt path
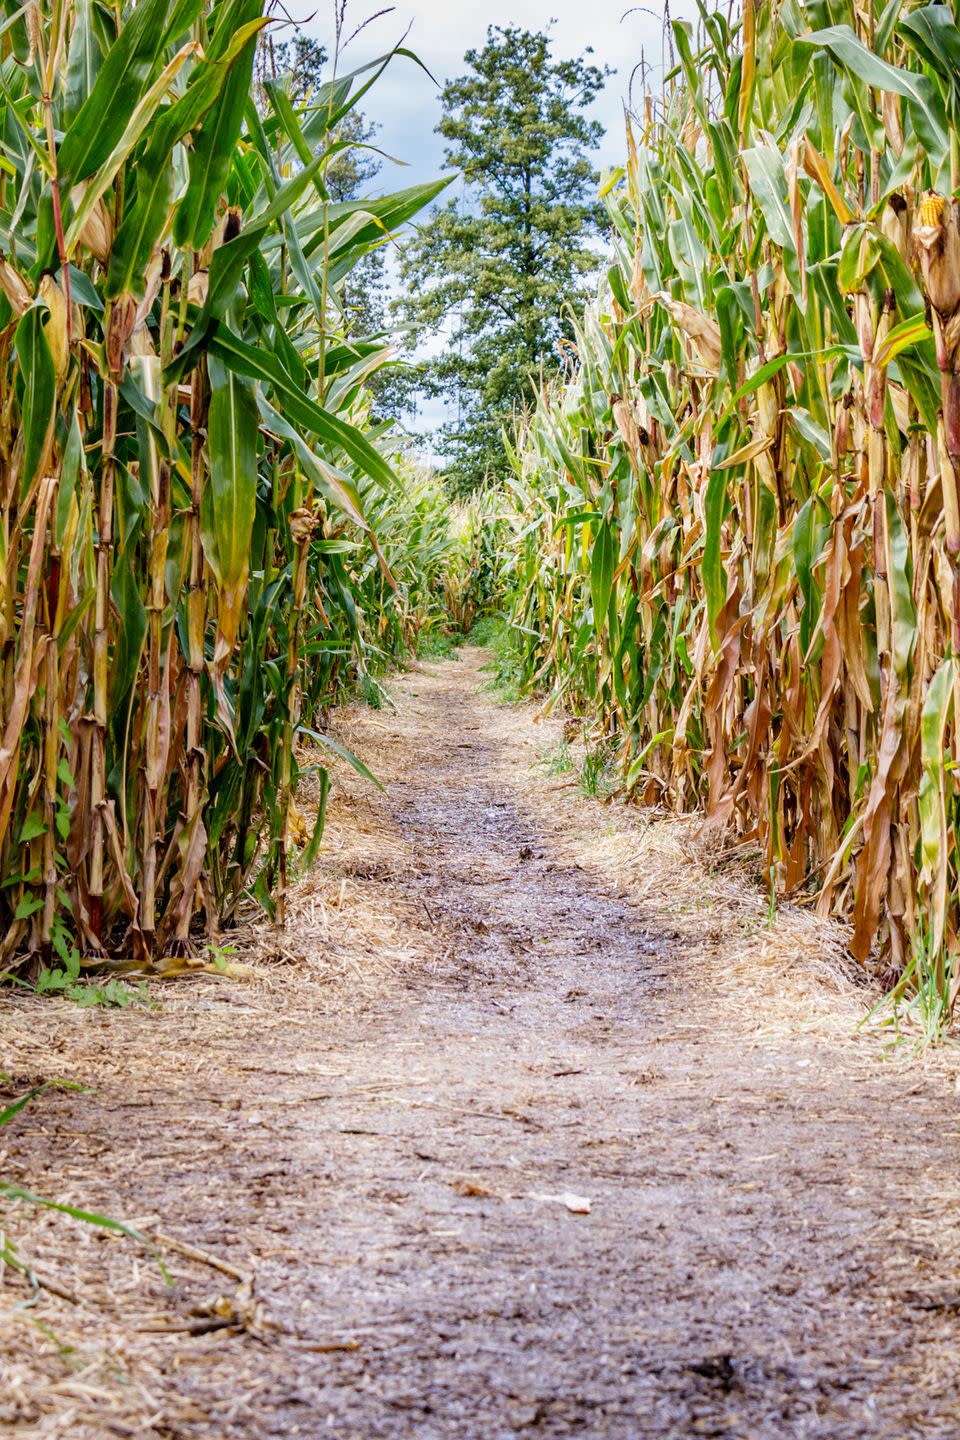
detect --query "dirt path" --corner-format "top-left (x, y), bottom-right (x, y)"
top-left (4, 648), bottom-right (960, 1438)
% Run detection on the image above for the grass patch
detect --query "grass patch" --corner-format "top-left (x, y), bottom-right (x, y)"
top-left (466, 614), bottom-right (503, 648)
top-left (416, 630), bottom-right (464, 661)
top-left (468, 615), bottom-right (525, 702)
top-left (866, 923), bottom-right (960, 1051)
top-left (535, 738), bottom-right (575, 776)
top-left (577, 743), bottom-right (619, 799)
top-left (358, 671), bottom-right (392, 709)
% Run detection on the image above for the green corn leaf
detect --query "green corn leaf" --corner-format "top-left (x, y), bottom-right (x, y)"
top-left (201, 355), bottom-right (258, 598)
top-left (884, 488), bottom-right (916, 685)
top-left (793, 494), bottom-right (829, 657)
top-left (918, 657), bottom-right (955, 953)
top-left (61, 264), bottom-right (103, 312)
top-left (15, 305), bottom-right (55, 499)
top-left (704, 467), bottom-right (728, 649)
top-left (57, 0), bottom-right (178, 183)
top-left (105, 151), bottom-right (172, 301)
top-left (801, 24), bottom-right (947, 160)
top-left (787, 406), bottom-right (832, 459)
top-left (169, 147), bottom-right (331, 368)
top-left (872, 312), bottom-right (932, 367)
top-left (742, 145), bottom-right (795, 248)
top-left (0, 1183), bottom-right (154, 1251)
top-left (0, 1086), bottom-right (44, 1126)
top-left (106, 20), bottom-right (267, 300)
top-left (202, 327), bottom-right (401, 494)
top-left (173, 0), bottom-right (265, 250)
top-left (299, 180), bottom-right (455, 260)
top-left (63, 41), bottom-right (200, 257)
top-left (54, 411), bottom-right (81, 550)
top-left (299, 769), bottom-right (331, 869)
top-left (296, 726), bottom-right (384, 791)
top-left (0, 0), bottom-right (29, 62)
top-left (899, 4), bottom-right (960, 112)
top-left (257, 396), bottom-right (367, 530)
top-left (109, 545), bottom-right (147, 713)
top-left (590, 521), bottom-right (615, 632)
top-left (264, 77), bottom-right (315, 171)
top-left (0, 71), bottom-right (53, 178)
top-left (63, 0), bottom-right (102, 127)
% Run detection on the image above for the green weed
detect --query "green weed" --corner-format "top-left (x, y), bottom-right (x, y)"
top-left (466, 614), bottom-right (503, 647)
top-left (535, 739), bottom-right (574, 776)
top-left (202, 940), bottom-right (238, 973)
top-left (577, 744), bottom-right (618, 799)
top-left (868, 922), bottom-right (959, 1050)
top-left (471, 616), bottom-right (526, 702)
top-left (35, 917), bottom-right (150, 1008)
top-left (416, 630), bottom-right (463, 661)
top-left (358, 672), bottom-right (392, 710)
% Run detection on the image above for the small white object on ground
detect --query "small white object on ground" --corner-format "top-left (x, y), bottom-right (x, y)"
top-left (532, 1191), bottom-right (592, 1214)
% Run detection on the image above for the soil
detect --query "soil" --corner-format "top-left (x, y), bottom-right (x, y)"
top-left (3, 647), bottom-right (960, 1439)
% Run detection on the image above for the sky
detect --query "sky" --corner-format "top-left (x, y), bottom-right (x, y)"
top-left (297, 0), bottom-right (697, 440)
top-left (324, 0), bottom-right (692, 187)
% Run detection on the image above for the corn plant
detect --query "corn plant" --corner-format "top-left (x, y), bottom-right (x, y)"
top-left (441, 487), bottom-right (507, 633)
top-left (0, 0), bottom-right (452, 968)
top-left (506, 0), bottom-right (960, 982)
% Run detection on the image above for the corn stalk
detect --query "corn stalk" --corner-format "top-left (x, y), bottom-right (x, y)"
top-left (0, 0), bottom-right (456, 968)
top-left (506, 0), bottom-right (960, 977)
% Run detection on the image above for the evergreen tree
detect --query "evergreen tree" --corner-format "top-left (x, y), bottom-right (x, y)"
top-left (396, 27), bottom-right (609, 491)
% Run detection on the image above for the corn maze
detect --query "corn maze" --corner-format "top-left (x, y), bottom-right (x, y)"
top-left (506, 0), bottom-right (960, 987)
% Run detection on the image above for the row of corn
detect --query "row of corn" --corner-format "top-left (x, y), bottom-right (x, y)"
top-left (0, 0), bottom-right (474, 970)
top-left (505, 0), bottom-right (960, 977)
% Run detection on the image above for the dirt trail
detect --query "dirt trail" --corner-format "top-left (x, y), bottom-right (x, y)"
top-left (4, 648), bottom-right (960, 1439)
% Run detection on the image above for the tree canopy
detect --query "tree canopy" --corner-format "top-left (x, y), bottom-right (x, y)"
top-left (396, 26), bottom-right (609, 492)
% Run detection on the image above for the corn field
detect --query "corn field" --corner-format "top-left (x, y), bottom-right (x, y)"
top-left (0, 0), bottom-right (472, 970)
top-left (441, 488), bottom-right (506, 634)
top-left (506, 0), bottom-right (960, 979)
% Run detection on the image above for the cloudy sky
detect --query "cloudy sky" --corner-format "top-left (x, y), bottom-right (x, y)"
top-left (320, 0), bottom-right (699, 184)
top-left (297, 0), bottom-right (697, 438)
top-left (333, 1), bottom-right (691, 181)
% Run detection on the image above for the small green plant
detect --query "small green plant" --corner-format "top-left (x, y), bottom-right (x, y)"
top-left (416, 630), bottom-right (463, 661)
top-left (869, 923), bottom-right (959, 1049)
top-left (535, 739), bottom-right (574, 776)
top-left (36, 917), bottom-right (149, 1009)
top-left (765, 866), bottom-right (778, 930)
top-left (358, 672), bottom-right (390, 710)
top-left (202, 940), bottom-right (239, 973)
top-left (578, 744), bottom-right (618, 799)
top-left (472, 616), bottom-right (526, 702)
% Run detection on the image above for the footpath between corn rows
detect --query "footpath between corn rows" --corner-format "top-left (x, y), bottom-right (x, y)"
top-left (4, 646), bottom-right (960, 1438)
